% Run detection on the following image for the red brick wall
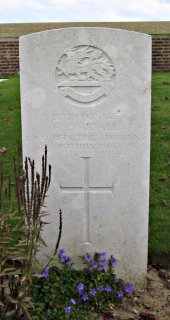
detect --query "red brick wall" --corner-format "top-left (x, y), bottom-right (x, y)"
top-left (0, 35), bottom-right (170, 75)
top-left (152, 35), bottom-right (170, 72)
top-left (0, 39), bottom-right (19, 75)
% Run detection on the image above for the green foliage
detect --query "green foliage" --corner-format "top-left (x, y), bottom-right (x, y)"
top-left (149, 73), bottom-right (170, 254)
top-left (31, 251), bottom-right (133, 320)
top-left (0, 205), bottom-right (35, 319)
top-left (0, 208), bottom-right (33, 319)
top-left (0, 76), bottom-right (21, 173)
top-left (0, 147), bottom-right (60, 319)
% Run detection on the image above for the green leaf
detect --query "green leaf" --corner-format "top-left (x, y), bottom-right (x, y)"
top-left (21, 304), bottom-right (32, 320)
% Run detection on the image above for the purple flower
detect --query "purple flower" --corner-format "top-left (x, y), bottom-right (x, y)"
top-left (125, 283), bottom-right (135, 294)
top-left (114, 278), bottom-right (119, 284)
top-left (61, 255), bottom-right (71, 264)
top-left (59, 248), bottom-right (65, 256)
top-left (70, 298), bottom-right (76, 305)
top-left (84, 253), bottom-right (92, 262)
top-left (104, 285), bottom-right (112, 293)
top-left (98, 252), bottom-right (107, 258)
top-left (97, 252), bottom-right (108, 269)
top-left (97, 285), bottom-right (104, 292)
top-left (58, 248), bottom-right (71, 264)
top-left (92, 261), bottom-right (98, 269)
top-left (64, 306), bottom-right (71, 314)
top-left (98, 263), bottom-right (106, 271)
top-left (77, 282), bottom-right (84, 295)
top-left (81, 293), bottom-right (88, 301)
top-left (101, 257), bottom-right (107, 264)
top-left (98, 257), bottom-right (107, 270)
top-left (90, 288), bottom-right (97, 296)
top-left (117, 290), bottom-right (124, 298)
top-left (42, 265), bottom-right (49, 278)
top-left (110, 257), bottom-right (118, 266)
top-left (36, 265), bottom-right (49, 278)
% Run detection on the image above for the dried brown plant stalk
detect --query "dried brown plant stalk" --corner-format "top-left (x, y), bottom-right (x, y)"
top-left (0, 146), bottom-right (62, 319)
top-left (14, 145), bottom-right (51, 226)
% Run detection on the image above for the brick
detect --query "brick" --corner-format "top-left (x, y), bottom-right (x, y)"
top-left (0, 36), bottom-right (170, 74)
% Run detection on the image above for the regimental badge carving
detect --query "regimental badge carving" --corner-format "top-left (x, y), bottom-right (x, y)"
top-left (56, 45), bottom-right (116, 105)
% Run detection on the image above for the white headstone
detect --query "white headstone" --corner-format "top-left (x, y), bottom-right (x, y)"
top-left (19, 28), bottom-right (151, 284)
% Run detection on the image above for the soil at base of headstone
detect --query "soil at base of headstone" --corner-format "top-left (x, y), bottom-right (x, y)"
top-left (106, 268), bottom-right (170, 320)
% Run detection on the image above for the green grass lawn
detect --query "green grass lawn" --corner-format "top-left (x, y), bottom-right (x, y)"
top-left (0, 75), bottom-right (21, 172)
top-left (149, 72), bottom-right (170, 255)
top-left (0, 73), bottom-right (170, 256)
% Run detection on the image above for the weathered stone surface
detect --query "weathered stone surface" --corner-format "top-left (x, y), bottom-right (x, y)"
top-left (19, 28), bottom-right (151, 283)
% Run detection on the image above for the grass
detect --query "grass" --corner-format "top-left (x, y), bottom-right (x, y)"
top-left (0, 21), bottom-right (170, 38)
top-left (149, 72), bottom-right (170, 255)
top-left (0, 75), bottom-right (21, 172)
top-left (0, 73), bottom-right (170, 255)
top-left (0, 75), bottom-right (21, 218)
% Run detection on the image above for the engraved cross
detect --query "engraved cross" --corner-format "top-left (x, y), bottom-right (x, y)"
top-left (60, 157), bottom-right (114, 244)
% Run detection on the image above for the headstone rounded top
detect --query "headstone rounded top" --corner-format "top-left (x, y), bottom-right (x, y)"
top-left (19, 27), bottom-right (151, 40)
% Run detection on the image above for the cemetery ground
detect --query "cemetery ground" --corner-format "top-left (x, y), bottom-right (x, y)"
top-left (0, 73), bottom-right (170, 319)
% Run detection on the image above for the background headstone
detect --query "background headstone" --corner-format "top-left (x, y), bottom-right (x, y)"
top-left (20, 28), bottom-right (151, 283)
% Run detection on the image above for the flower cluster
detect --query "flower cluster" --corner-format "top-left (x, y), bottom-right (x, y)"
top-left (58, 248), bottom-right (71, 264)
top-left (33, 249), bottom-right (135, 319)
top-left (84, 251), bottom-right (118, 272)
top-left (64, 280), bottom-right (135, 314)
top-left (62, 250), bottom-right (135, 316)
